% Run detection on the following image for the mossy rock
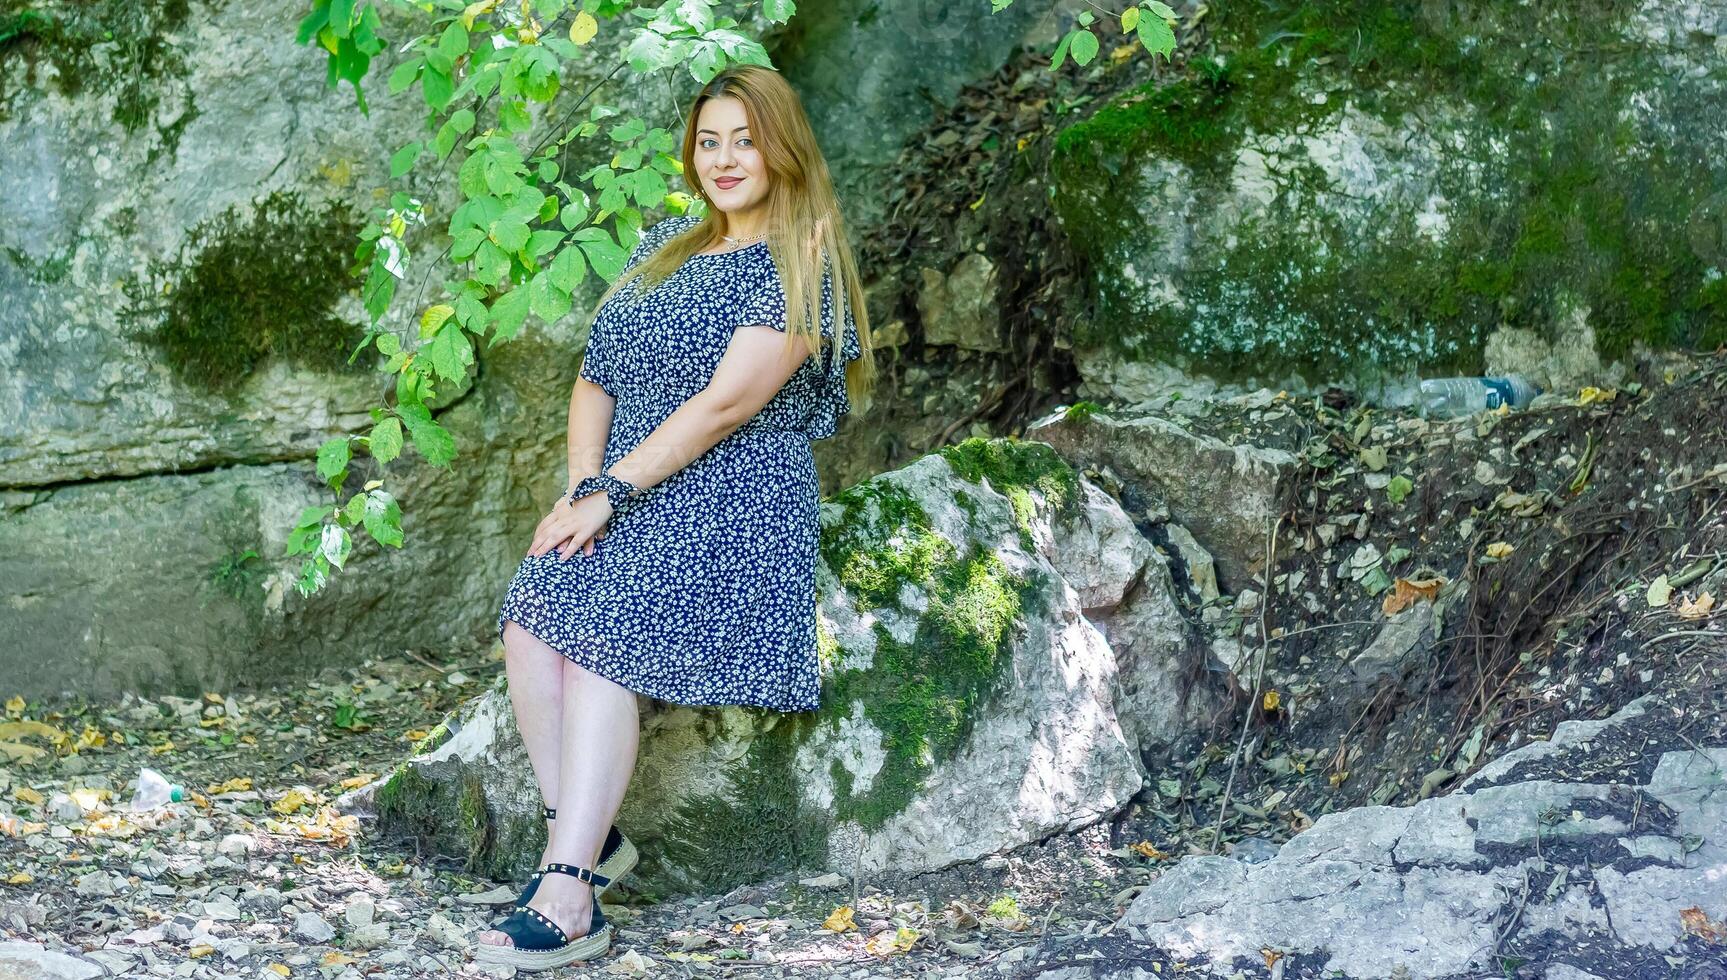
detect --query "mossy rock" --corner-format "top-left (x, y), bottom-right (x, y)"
top-left (1050, 0), bottom-right (1727, 392)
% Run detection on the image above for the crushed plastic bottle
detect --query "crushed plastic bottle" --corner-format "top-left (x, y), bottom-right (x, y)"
top-left (130, 767), bottom-right (186, 811)
top-left (1418, 375), bottom-right (1541, 418)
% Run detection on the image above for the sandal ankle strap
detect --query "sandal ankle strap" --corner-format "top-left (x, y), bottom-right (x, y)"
top-left (541, 861), bottom-right (612, 890)
top-left (543, 805), bottom-right (556, 821)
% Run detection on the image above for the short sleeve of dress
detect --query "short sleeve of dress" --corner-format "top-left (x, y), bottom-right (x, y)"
top-left (579, 214), bottom-right (700, 396)
top-left (734, 258), bottom-right (864, 440)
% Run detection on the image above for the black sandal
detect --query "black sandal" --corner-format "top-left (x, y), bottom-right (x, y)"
top-left (473, 861), bottom-right (614, 970)
top-left (515, 806), bottom-right (638, 908)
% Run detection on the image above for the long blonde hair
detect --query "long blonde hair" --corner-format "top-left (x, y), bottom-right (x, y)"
top-left (587, 64), bottom-right (877, 412)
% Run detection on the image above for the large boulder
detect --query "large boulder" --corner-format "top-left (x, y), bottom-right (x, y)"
top-left (344, 438), bottom-right (1218, 896)
top-left (1105, 694), bottom-right (1727, 978)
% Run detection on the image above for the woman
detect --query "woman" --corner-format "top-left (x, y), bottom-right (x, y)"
top-left (472, 63), bottom-right (876, 971)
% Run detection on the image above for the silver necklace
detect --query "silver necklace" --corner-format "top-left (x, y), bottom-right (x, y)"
top-left (721, 231), bottom-right (769, 244)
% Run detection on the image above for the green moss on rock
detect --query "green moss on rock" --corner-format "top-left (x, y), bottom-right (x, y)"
top-left (815, 455), bottom-right (1057, 831)
top-left (0, 0), bottom-right (194, 130)
top-left (658, 711), bottom-right (830, 892)
top-left (125, 191), bottom-right (371, 395)
top-left (1049, 0), bottom-right (1726, 383)
top-left (940, 437), bottom-right (1082, 549)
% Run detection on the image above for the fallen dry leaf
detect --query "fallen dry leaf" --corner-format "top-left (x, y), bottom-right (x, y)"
top-left (1676, 592), bottom-right (1716, 620)
top-left (1681, 906), bottom-right (1725, 942)
top-left (1383, 576), bottom-right (1445, 616)
top-left (1485, 541), bottom-right (1515, 559)
top-left (1131, 840), bottom-right (1170, 861)
top-left (822, 905), bottom-right (856, 932)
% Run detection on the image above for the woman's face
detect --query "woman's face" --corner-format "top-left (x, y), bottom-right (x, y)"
top-left (694, 96), bottom-right (770, 221)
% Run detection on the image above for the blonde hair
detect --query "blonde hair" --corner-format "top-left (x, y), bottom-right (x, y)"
top-left (586, 64), bottom-right (877, 412)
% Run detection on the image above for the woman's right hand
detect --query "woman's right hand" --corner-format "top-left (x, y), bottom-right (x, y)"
top-left (531, 491), bottom-right (608, 558)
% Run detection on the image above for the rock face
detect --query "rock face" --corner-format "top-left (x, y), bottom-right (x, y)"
top-left (1049, 0), bottom-right (1727, 403)
top-left (348, 438), bottom-right (1220, 896)
top-left (1026, 406), bottom-right (1298, 593)
top-left (1111, 695), bottom-right (1727, 978)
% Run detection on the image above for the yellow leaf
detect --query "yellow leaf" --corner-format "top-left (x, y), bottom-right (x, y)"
top-left (729, 921), bottom-right (745, 933)
top-left (75, 726), bottom-right (106, 749)
top-left (272, 789), bottom-right (309, 815)
top-left (1485, 541), bottom-right (1514, 559)
top-left (822, 905), bottom-right (856, 932)
top-left (1677, 591), bottom-right (1716, 620)
top-left (267, 965), bottom-right (292, 977)
top-left (968, 191), bottom-right (986, 211)
top-left (0, 720), bottom-right (60, 741)
top-left (420, 304), bottom-right (456, 340)
top-left (4, 695), bottom-right (23, 715)
top-left (1577, 386), bottom-right (1617, 405)
top-left (321, 951), bottom-right (358, 966)
top-left (1110, 42), bottom-right (1136, 63)
top-left (150, 740), bottom-right (176, 755)
top-left (569, 10), bottom-right (598, 44)
top-left (403, 729), bottom-right (430, 742)
top-left (70, 788), bottom-right (105, 811)
top-left (339, 773), bottom-right (378, 790)
top-left (208, 777), bottom-right (253, 795)
top-left (1016, 136), bottom-right (1030, 152)
top-left (7, 872), bottom-right (32, 885)
top-left (363, 479), bottom-right (383, 491)
top-left (460, 0), bottom-right (497, 30)
top-left (1262, 690), bottom-right (1281, 712)
top-left (1121, 6), bottom-right (1140, 31)
top-left (204, 692), bottom-right (224, 704)
top-left (12, 787), bottom-right (43, 806)
top-left (189, 944), bottom-right (215, 958)
top-left (1130, 840), bottom-right (1169, 860)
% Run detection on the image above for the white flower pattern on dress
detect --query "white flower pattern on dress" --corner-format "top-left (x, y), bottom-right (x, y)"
top-left (495, 213), bottom-right (861, 712)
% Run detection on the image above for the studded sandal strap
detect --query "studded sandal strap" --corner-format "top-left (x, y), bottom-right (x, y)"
top-left (495, 904), bottom-right (568, 951)
top-left (543, 805), bottom-right (557, 821)
top-left (542, 861), bottom-right (612, 890)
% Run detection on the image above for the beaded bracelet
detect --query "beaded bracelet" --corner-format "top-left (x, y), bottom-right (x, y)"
top-left (567, 471), bottom-right (647, 520)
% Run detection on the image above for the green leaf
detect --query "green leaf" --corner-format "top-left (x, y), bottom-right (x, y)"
top-left (1387, 474), bottom-right (1414, 504)
top-left (526, 229), bottom-right (564, 257)
top-left (548, 245), bottom-right (586, 291)
top-left (422, 66), bottom-right (454, 110)
top-left (370, 416), bottom-right (404, 465)
top-left (490, 219), bottom-right (531, 253)
top-left (450, 228), bottom-right (487, 260)
top-left (437, 20), bottom-right (469, 64)
top-left (319, 523), bottom-right (353, 569)
top-left (316, 437), bottom-right (351, 487)
top-left (1136, 8), bottom-right (1176, 60)
top-left (489, 287), bottom-right (532, 344)
top-left (390, 142), bottom-right (422, 179)
top-left (529, 271), bottom-right (572, 323)
top-left (574, 228), bottom-right (628, 281)
top-left (374, 332), bottom-right (401, 356)
top-left (342, 491), bottom-right (368, 527)
top-left (1070, 28), bottom-right (1099, 65)
top-left (473, 241), bottom-right (510, 285)
top-left (499, 99), bottom-right (532, 133)
top-left (763, 0), bottom-right (796, 21)
top-left (1051, 30), bottom-right (1075, 69)
top-left (363, 492), bottom-right (405, 548)
top-left (387, 56), bottom-right (423, 94)
top-left (428, 323), bottom-right (473, 382)
top-left (398, 402), bottom-right (457, 467)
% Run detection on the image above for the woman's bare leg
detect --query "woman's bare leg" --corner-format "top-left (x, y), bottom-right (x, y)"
top-left (478, 654), bottom-right (640, 947)
top-left (499, 621), bottom-right (567, 865)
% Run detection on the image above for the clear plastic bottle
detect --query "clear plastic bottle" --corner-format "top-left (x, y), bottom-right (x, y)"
top-left (130, 767), bottom-right (186, 811)
top-left (1418, 375), bottom-right (1541, 418)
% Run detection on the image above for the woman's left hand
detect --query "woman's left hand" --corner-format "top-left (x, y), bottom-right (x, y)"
top-left (528, 490), bottom-right (613, 560)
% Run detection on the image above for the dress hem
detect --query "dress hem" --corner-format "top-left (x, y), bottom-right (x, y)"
top-left (497, 611), bottom-right (821, 714)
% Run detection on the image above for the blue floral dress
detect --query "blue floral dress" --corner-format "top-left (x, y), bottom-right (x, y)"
top-left (495, 213), bottom-right (862, 712)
